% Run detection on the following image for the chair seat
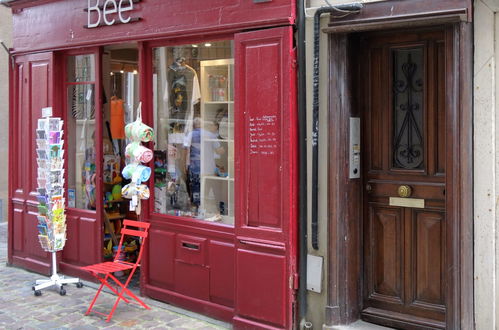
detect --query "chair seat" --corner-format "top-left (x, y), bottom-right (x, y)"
top-left (81, 261), bottom-right (135, 274)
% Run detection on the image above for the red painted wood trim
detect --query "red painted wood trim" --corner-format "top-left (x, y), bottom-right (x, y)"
top-left (10, 0), bottom-right (295, 54)
top-left (8, 51), bottom-right (14, 265)
top-left (95, 46), bottom-right (104, 262)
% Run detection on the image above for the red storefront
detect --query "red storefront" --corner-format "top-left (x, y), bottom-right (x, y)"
top-left (6, 0), bottom-right (298, 328)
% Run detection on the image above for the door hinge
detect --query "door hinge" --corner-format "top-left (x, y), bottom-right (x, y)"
top-left (289, 273), bottom-right (299, 290)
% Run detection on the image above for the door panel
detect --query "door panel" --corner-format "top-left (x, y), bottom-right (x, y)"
top-left (370, 205), bottom-right (402, 302)
top-left (12, 203), bottom-right (24, 253)
top-left (209, 241), bottom-right (235, 306)
top-left (234, 26), bottom-right (297, 329)
top-left (236, 248), bottom-right (286, 326)
top-left (147, 229), bottom-right (175, 288)
top-left (9, 53), bottom-right (53, 274)
top-left (361, 29), bottom-right (448, 329)
top-left (413, 210), bottom-right (444, 306)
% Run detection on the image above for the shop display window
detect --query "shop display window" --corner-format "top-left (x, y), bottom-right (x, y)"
top-left (152, 41), bottom-right (234, 225)
top-left (66, 55), bottom-right (97, 210)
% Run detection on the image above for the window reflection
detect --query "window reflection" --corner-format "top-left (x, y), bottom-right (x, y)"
top-left (152, 41), bottom-right (234, 225)
top-left (66, 55), bottom-right (97, 210)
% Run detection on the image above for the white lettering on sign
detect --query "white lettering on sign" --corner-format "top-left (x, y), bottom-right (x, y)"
top-left (248, 115), bottom-right (278, 156)
top-left (87, 0), bottom-right (136, 28)
top-left (103, 0), bottom-right (117, 25)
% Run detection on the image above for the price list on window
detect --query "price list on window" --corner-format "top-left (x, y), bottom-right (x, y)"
top-left (248, 115), bottom-right (279, 156)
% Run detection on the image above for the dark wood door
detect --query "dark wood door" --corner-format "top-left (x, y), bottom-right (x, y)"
top-left (361, 29), bottom-right (448, 329)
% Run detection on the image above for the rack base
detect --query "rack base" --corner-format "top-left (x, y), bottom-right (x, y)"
top-left (32, 252), bottom-right (83, 296)
top-left (33, 273), bottom-right (83, 296)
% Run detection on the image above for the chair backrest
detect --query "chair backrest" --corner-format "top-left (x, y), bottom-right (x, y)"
top-left (113, 219), bottom-right (151, 265)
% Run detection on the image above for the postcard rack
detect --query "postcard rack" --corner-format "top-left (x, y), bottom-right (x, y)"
top-left (33, 110), bottom-right (82, 296)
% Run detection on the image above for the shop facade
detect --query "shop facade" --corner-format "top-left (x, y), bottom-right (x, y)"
top-left (6, 0), bottom-right (298, 328)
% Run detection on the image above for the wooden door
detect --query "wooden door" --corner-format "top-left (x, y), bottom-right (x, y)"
top-left (361, 29), bottom-right (449, 329)
top-left (9, 53), bottom-right (54, 274)
top-left (233, 26), bottom-right (298, 329)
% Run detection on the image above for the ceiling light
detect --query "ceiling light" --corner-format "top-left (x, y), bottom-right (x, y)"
top-left (133, 70), bottom-right (138, 75)
top-left (192, 44), bottom-right (198, 48)
top-left (204, 43), bottom-right (212, 47)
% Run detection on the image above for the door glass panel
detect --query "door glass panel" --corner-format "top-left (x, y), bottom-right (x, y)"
top-left (66, 54), bottom-right (97, 210)
top-left (152, 41), bottom-right (235, 226)
top-left (67, 54), bottom-right (95, 82)
top-left (392, 47), bottom-right (424, 170)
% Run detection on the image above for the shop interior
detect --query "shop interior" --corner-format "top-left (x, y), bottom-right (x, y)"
top-left (101, 44), bottom-right (140, 279)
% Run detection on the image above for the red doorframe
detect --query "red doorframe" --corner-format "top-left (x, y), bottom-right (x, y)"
top-left (59, 47), bottom-right (105, 278)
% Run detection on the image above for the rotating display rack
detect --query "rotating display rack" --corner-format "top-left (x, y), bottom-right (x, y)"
top-left (33, 109), bottom-right (82, 296)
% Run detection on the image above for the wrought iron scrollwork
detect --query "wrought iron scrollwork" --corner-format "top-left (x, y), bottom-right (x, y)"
top-left (393, 49), bottom-right (424, 169)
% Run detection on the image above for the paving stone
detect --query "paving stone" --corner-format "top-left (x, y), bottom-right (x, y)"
top-left (0, 223), bottom-right (230, 329)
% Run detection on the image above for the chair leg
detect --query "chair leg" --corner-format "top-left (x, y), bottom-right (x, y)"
top-left (101, 275), bottom-right (131, 304)
top-left (86, 268), bottom-right (149, 322)
top-left (86, 274), bottom-right (108, 316)
top-left (108, 272), bottom-right (150, 309)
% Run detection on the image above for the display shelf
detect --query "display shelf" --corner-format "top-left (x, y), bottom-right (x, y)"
top-left (204, 101), bottom-right (234, 105)
top-left (204, 138), bottom-right (233, 143)
top-left (106, 199), bottom-right (125, 203)
top-left (198, 59), bottom-right (235, 226)
top-left (202, 175), bottom-right (234, 181)
top-left (107, 213), bottom-right (126, 220)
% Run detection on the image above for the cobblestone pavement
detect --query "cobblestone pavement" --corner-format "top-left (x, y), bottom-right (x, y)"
top-left (0, 222), bottom-right (231, 329)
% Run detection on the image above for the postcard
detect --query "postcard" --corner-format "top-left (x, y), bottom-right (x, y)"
top-left (36, 149), bottom-right (48, 160)
top-left (36, 129), bottom-right (46, 139)
top-left (37, 118), bottom-right (48, 131)
top-left (36, 195), bottom-right (48, 205)
top-left (37, 224), bottom-right (47, 236)
top-left (48, 118), bottom-right (61, 131)
top-left (36, 139), bottom-right (48, 149)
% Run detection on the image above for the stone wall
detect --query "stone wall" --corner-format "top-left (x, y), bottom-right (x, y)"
top-left (474, 1), bottom-right (499, 329)
top-left (0, 6), bottom-right (12, 222)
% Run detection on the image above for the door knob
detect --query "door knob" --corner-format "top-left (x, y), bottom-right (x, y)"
top-left (397, 185), bottom-right (412, 198)
top-left (366, 184), bottom-right (372, 193)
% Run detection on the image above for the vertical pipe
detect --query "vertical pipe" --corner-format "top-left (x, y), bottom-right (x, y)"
top-left (311, 4), bottom-right (362, 250)
top-left (296, 0), bottom-right (308, 320)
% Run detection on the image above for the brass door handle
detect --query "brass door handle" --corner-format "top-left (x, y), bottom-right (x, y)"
top-left (366, 184), bottom-right (372, 193)
top-left (397, 185), bottom-right (412, 198)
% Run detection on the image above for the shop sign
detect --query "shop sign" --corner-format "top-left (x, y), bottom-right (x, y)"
top-left (86, 0), bottom-right (140, 29)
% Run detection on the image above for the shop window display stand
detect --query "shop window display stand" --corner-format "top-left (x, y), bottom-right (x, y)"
top-left (32, 110), bottom-right (83, 296)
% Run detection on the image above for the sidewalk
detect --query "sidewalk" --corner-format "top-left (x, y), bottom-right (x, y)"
top-left (0, 222), bottom-right (231, 329)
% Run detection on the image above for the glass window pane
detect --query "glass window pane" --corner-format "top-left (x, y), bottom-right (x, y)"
top-left (392, 47), bottom-right (424, 170)
top-left (66, 83), bottom-right (96, 210)
top-left (152, 41), bottom-right (234, 226)
top-left (67, 54), bottom-right (96, 82)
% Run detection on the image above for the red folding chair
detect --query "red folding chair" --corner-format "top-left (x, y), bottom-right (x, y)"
top-left (81, 219), bottom-right (151, 322)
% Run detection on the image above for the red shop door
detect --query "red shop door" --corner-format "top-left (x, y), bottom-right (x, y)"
top-left (234, 26), bottom-right (298, 329)
top-left (59, 49), bottom-right (104, 278)
top-left (9, 52), bottom-right (55, 273)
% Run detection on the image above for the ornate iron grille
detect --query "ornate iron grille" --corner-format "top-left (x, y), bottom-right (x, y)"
top-left (392, 48), bottom-right (424, 169)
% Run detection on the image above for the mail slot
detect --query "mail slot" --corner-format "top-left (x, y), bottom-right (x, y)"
top-left (389, 197), bottom-right (425, 208)
top-left (176, 234), bottom-right (207, 266)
